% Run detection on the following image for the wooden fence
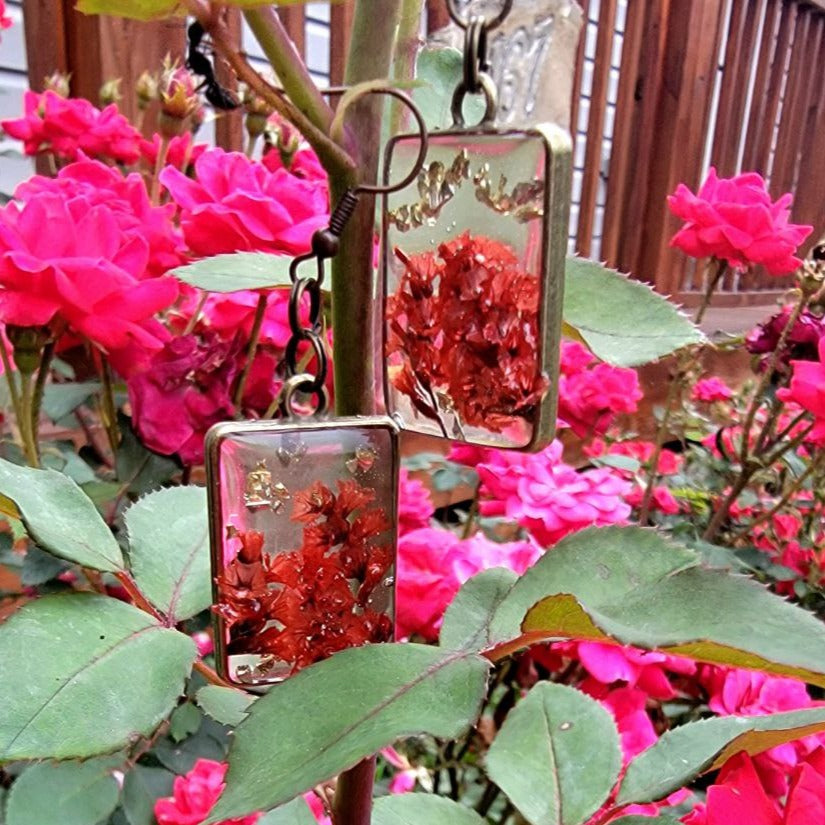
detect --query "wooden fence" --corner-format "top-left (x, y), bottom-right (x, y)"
top-left (20, 0), bottom-right (825, 303)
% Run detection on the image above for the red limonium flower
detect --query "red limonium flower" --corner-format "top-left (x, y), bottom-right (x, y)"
top-left (217, 480), bottom-right (393, 673)
top-left (387, 232), bottom-right (547, 434)
top-left (1, 90), bottom-right (142, 164)
top-left (667, 167), bottom-right (812, 274)
top-left (15, 157), bottom-right (184, 278)
top-left (154, 759), bottom-right (260, 825)
top-left (160, 148), bottom-right (329, 257)
top-left (0, 193), bottom-right (177, 351)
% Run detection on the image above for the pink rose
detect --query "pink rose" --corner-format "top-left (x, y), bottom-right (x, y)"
top-left (15, 158), bottom-right (184, 278)
top-left (396, 528), bottom-right (540, 641)
top-left (0, 0), bottom-right (11, 34)
top-left (668, 167), bottom-right (812, 274)
top-left (691, 376), bottom-right (734, 403)
top-left (0, 193), bottom-right (176, 351)
top-left (160, 148), bottom-right (329, 257)
top-left (142, 133), bottom-right (208, 171)
top-left (477, 441), bottom-right (631, 546)
top-left (778, 338), bottom-right (825, 444)
top-left (398, 468), bottom-right (434, 535)
top-left (154, 759), bottom-right (260, 825)
top-left (2, 90), bottom-right (141, 164)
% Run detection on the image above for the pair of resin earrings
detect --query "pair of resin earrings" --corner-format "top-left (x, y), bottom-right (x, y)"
top-left (207, 3), bottom-right (573, 687)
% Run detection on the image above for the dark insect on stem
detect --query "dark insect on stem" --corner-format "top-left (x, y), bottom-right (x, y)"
top-left (186, 21), bottom-right (240, 111)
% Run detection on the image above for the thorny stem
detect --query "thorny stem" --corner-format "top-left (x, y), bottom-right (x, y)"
top-left (18, 372), bottom-right (39, 467)
top-left (193, 659), bottom-right (235, 688)
top-left (702, 466), bottom-right (756, 542)
top-left (183, 291), bottom-right (209, 335)
top-left (184, 0), bottom-right (355, 178)
top-left (638, 356), bottom-right (689, 523)
top-left (31, 339), bottom-right (54, 442)
top-left (332, 757), bottom-right (377, 825)
top-left (233, 293), bottom-right (268, 410)
top-left (96, 352), bottom-right (121, 454)
top-left (388, 0), bottom-right (424, 135)
top-left (461, 486), bottom-right (480, 539)
top-left (694, 258), bottom-right (727, 325)
top-left (116, 571), bottom-right (165, 622)
top-left (730, 454), bottom-right (823, 542)
top-left (738, 291), bottom-right (808, 467)
top-left (0, 341), bottom-right (22, 431)
top-left (150, 135), bottom-right (170, 206)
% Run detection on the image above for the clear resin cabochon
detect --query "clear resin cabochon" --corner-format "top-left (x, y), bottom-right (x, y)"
top-left (383, 126), bottom-right (571, 450)
top-left (206, 417), bottom-right (398, 687)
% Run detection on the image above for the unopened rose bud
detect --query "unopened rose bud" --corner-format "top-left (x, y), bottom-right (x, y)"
top-left (6, 325), bottom-right (50, 376)
top-left (99, 77), bottom-right (122, 106)
top-left (158, 65), bottom-right (199, 135)
top-left (43, 71), bottom-right (70, 98)
top-left (244, 90), bottom-right (273, 140)
top-left (135, 70), bottom-right (158, 109)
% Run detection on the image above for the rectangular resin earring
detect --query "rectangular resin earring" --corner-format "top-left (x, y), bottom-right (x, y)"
top-left (382, 8), bottom-right (572, 451)
top-left (206, 416), bottom-right (399, 687)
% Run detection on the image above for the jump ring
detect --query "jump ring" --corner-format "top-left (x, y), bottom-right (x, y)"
top-left (354, 87), bottom-right (429, 196)
top-left (284, 330), bottom-right (327, 391)
top-left (451, 72), bottom-right (498, 128)
top-left (447, 0), bottom-right (513, 31)
top-left (280, 372), bottom-right (329, 418)
top-left (288, 277), bottom-right (322, 336)
top-left (462, 18), bottom-right (488, 93)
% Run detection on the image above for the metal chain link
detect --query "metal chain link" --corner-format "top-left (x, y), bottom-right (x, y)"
top-left (280, 190), bottom-right (360, 417)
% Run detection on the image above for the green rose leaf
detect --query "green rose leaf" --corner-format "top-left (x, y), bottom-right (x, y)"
top-left (169, 702), bottom-right (203, 743)
top-left (257, 798), bottom-right (318, 825)
top-left (196, 685), bottom-right (257, 727)
top-left (124, 486), bottom-right (210, 622)
top-left (170, 252), bottom-right (293, 293)
top-left (618, 706), bottom-right (825, 805)
top-left (490, 527), bottom-right (825, 687)
top-left (6, 756), bottom-right (122, 825)
top-left (372, 794), bottom-right (486, 825)
top-left (563, 258), bottom-right (705, 366)
top-left (439, 568), bottom-right (518, 651)
top-left (485, 682), bottom-right (622, 825)
top-left (0, 457), bottom-right (124, 572)
top-left (0, 594), bottom-right (196, 761)
top-left (41, 381), bottom-right (101, 422)
top-left (121, 766), bottom-right (175, 825)
top-left (205, 644), bottom-right (489, 823)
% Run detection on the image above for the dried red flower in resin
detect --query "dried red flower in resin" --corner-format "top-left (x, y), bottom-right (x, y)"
top-left (386, 232), bottom-right (547, 437)
top-left (215, 479), bottom-right (393, 678)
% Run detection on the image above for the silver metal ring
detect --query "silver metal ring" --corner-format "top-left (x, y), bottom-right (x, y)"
top-left (451, 72), bottom-right (498, 128)
top-left (280, 372), bottom-right (329, 418)
top-left (447, 0), bottom-right (513, 31)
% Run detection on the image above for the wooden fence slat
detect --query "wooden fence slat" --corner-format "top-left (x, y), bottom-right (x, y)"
top-left (330, 1), bottom-right (355, 85)
top-left (743, 0), bottom-right (781, 171)
top-left (569, 0), bottom-right (589, 148)
top-left (600, 0), bottom-right (647, 266)
top-left (278, 5), bottom-right (305, 55)
top-left (214, 6), bottom-right (243, 152)
top-left (575, 0), bottom-right (618, 258)
top-left (426, 0), bottom-right (450, 34)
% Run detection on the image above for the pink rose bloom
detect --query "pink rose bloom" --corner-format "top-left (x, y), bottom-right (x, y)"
top-left (574, 641), bottom-right (695, 701)
top-left (668, 167), bottom-right (812, 274)
top-left (560, 340), bottom-right (596, 374)
top-left (600, 686), bottom-right (658, 761)
top-left (128, 332), bottom-right (273, 465)
top-left (585, 438), bottom-right (683, 475)
top-left (448, 443), bottom-right (493, 467)
top-left (396, 527), bottom-right (540, 641)
top-left (0, 193), bottom-right (176, 352)
top-left (194, 289), bottom-right (294, 349)
top-left (691, 376), bottom-right (734, 403)
top-left (2, 90), bottom-right (142, 164)
top-left (262, 143), bottom-right (328, 184)
top-left (303, 792), bottom-right (331, 825)
top-left (624, 484), bottom-right (682, 516)
top-left (701, 666), bottom-right (822, 797)
top-left (160, 148), bottom-right (329, 257)
top-left (0, 1), bottom-right (11, 33)
top-left (142, 132), bottom-right (208, 171)
top-left (558, 361), bottom-right (643, 437)
top-left (778, 339), bottom-right (825, 443)
top-left (16, 158), bottom-right (183, 278)
top-left (477, 440), bottom-right (631, 546)
top-left (191, 631), bottom-right (213, 657)
top-left (398, 467), bottom-right (434, 535)
top-left (154, 759), bottom-right (260, 825)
